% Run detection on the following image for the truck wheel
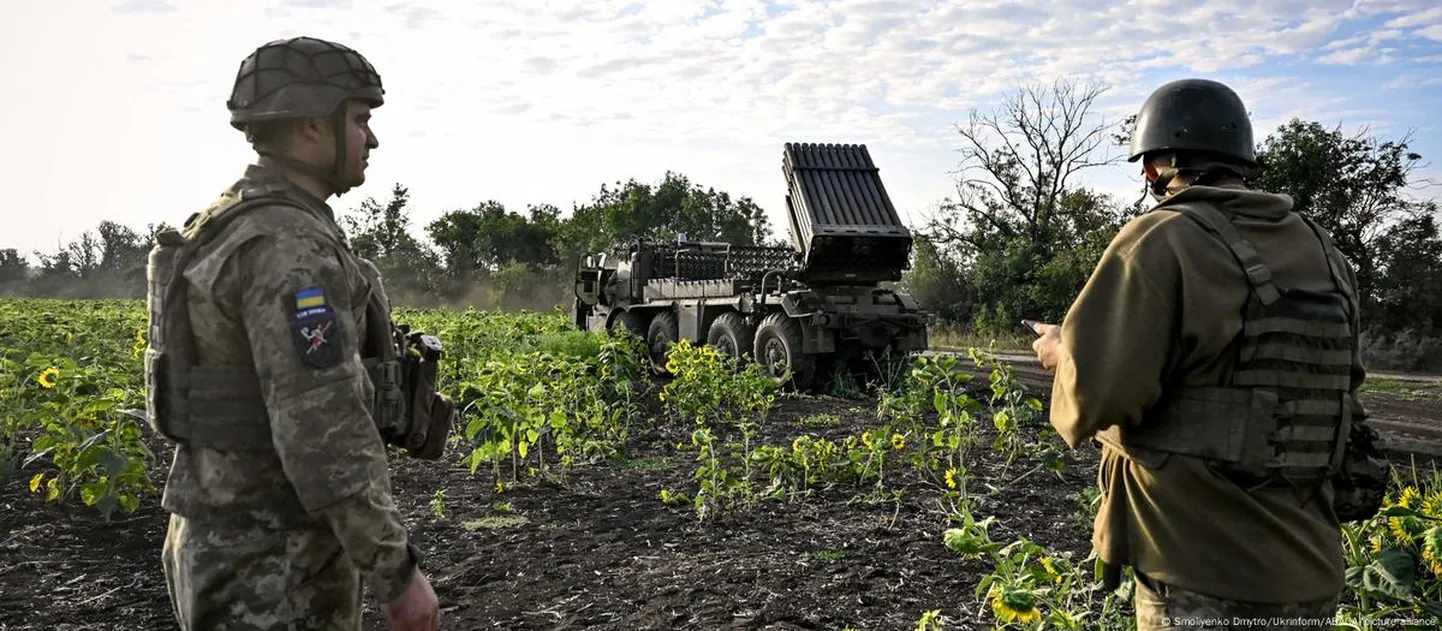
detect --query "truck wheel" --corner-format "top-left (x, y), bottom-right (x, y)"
top-left (706, 311), bottom-right (754, 358)
top-left (609, 309), bottom-right (645, 337)
top-left (753, 312), bottom-right (814, 389)
top-left (647, 310), bottom-right (679, 374)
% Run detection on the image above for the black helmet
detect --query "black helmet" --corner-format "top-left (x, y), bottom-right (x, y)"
top-left (1128, 79), bottom-right (1256, 167)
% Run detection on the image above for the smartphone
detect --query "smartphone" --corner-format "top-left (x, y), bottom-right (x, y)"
top-left (1021, 319), bottom-right (1044, 336)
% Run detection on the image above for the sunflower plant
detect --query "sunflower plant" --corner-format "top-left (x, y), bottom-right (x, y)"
top-left (659, 338), bottom-right (777, 429)
top-left (457, 330), bottom-right (648, 485)
top-left (1337, 461), bottom-right (1442, 625)
top-left (2, 299), bottom-right (155, 521)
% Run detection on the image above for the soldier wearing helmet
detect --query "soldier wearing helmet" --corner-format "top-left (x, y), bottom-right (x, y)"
top-left (145, 37), bottom-right (448, 631)
top-left (1029, 79), bottom-right (1382, 629)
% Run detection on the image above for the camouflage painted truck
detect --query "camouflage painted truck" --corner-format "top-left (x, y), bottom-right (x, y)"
top-left (570, 142), bottom-right (931, 389)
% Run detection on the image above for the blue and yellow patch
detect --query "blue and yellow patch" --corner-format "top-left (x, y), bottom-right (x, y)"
top-left (295, 286), bottom-right (326, 308)
top-left (293, 287), bottom-right (332, 319)
top-left (290, 286), bottom-right (341, 369)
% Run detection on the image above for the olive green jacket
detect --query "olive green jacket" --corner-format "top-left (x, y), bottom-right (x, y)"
top-left (1048, 184), bottom-right (1364, 603)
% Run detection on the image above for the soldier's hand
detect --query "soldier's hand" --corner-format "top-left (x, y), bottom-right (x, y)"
top-left (381, 569), bottom-right (440, 631)
top-left (1030, 322), bottom-right (1063, 373)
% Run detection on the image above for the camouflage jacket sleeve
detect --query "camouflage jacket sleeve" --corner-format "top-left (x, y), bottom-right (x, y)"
top-left (227, 223), bottom-right (417, 601)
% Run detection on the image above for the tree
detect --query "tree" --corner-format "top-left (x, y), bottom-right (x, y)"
top-left (897, 235), bottom-right (968, 324)
top-left (926, 78), bottom-right (1129, 254)
top-left (1252, 119), bottom-right (1437, 315)
top-left (340, 183), bottom-right (444, 302)
top-left (915, 79), bottom-right (1132, 333)
top-left (426, 201), bottom-right (563, 276)
top-left (560, 171), bottom-right (773, 260)
top-left (0, 249), bottom-right (28, 285)
top-left (343, 184), bottom-right (429, 260)
top-left (1370, 210), bottom-right (1442, 334)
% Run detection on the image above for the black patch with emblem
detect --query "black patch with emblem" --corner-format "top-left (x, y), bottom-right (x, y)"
top-left (290, 286), bottom-right (342, 368)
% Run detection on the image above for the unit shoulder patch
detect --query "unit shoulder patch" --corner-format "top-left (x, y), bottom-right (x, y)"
top-left (289, 286), bottom-right (342, 368)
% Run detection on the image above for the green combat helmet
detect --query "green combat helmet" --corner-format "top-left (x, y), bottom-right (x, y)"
top-left (226, 36), bottom-right (384, 195)
top-left (1128, 79), bottom-right (1255, 197)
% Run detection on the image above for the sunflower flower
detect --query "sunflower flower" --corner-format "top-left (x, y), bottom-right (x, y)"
top-left (37, 367), bottom-right (59, 389)
top-left (890, 433), bottom-right (906, 450)
top-left (1420, 526), bottom-right (1442, 578)
top-left (945, 468), bottom-right (958, 489)
top-left (1388, 517), bottom-right (1414, 547)
top-left (1399, 486), bottom-right (1420, 509)
top-left (1421, 490), bottom-right (1442, 518)
top-left (989, 584), bottom-right (1041, 624)
top-left (1040, 557), bottom-right (1063, 584)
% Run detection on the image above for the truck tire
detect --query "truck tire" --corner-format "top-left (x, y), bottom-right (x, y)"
top-left (647, 310), bottom-right (679, 374)
top-left (753, 312), bottom-right (814, 389)
top-left (706, 311), bottom-right (754, 358)
top-left (609, 309), bottom-right (646, 337)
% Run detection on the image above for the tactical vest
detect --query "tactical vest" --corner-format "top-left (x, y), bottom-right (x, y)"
top-left (1111, 202), bottom-right (1382, 519)
top-left (143, 184), bottom-right (452, 459)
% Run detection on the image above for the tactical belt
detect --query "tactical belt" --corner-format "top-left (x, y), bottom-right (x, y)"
top-left (1122, 386), bottom-right (1352, 470)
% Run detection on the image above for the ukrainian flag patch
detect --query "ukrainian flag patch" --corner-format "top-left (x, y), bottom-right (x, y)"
top-left (289, 286), bottom-right (341, 369)
top-left (293, 287), bottom-right (332, 319)
top-left (295, 287), bottom-right (326, 308)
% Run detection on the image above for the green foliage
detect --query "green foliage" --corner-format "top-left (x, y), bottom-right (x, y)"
top-left (1253, 119), bottom-right (1442, 341)
top-left (562, 171), bottom-right (773, 257)
top-left (900, 235), bottom-right (969, 324)
top-left (405, 310), bottom-right (651, 484)
top-left (913, 81), bottom-right (1132, 336)
top-left (6, 297), bottom-right (1442, 629)
top-left (0, 248), bottom-right (28, 284)
top-left (426, 201), bottom-right (563, 274)
top-left (659, 339), bottom-right (777, 429)
top-left (2, 299), bottom-right (155, 521)
top-left (1337, 462), bottom-right (1442, 625)
top-left (946, 499), bottom-right (1136, 629)
top-left (917, 86), bottom-right (1442, 368)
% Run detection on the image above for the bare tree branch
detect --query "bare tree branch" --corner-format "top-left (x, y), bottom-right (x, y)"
top-left (922, 77), bottom-right (1127, 251)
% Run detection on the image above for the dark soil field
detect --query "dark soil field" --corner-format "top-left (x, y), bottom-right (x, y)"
top-left (3, 363), bottom-right (1440, 631)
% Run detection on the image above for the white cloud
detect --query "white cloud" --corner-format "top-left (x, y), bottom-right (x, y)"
top-left (1, 0), bottom-right (1440, 256)
top-left (1383, 5), bottom-right (1442, 29)
top-left (1384, 75), bottom-right (1442, 90)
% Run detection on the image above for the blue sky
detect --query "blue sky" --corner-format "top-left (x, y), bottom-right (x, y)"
top-left (2, 0), bottom-right (1440, 258)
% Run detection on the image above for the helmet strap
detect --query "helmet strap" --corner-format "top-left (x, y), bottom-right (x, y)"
top-left (1148, 156), bottom-right (1180, 201)
top-left (329, 107), bottom-right (352, 196)
top-left (254, 107), bottom-right (354, 198)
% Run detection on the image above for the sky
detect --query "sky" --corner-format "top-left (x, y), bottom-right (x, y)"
top-left (3, 0), bottom-right (1441, 259)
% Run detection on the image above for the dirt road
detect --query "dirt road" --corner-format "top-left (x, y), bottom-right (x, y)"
top-left (929, 349), bottom-right (1442, 458)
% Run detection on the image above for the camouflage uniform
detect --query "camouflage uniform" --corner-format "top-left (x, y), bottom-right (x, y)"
top-left (144, 38), bottom-right (452, 630)
top-left (1134, 571), bottom-right (1339, 630)
top-left (1043, 79), bottom-right (1386, 631)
